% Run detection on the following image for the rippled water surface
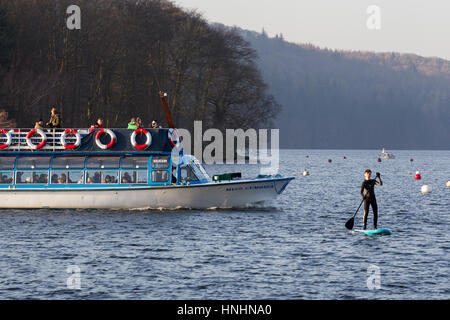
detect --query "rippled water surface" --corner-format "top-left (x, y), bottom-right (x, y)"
top-left (0, 150), bottom-right (448, 299)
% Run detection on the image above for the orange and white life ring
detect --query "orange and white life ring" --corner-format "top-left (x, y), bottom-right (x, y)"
top-left (168, 128), bottom-right (180, 148)
top-left (0, 129), bottom-right (12, 149)
top-left (60, 129), bottom-right (81, 150)
top-left (95, 128), bottom-right (116, 150)
top-left (26, 129), bottom-right (47, 150)
top-left (131, 128), bottom-right (152, 150)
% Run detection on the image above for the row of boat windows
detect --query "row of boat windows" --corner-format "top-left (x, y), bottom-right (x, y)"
top-left (0, 170), bottom-right (169, 185)
top-left (0, 156), bottom-right (170, 170)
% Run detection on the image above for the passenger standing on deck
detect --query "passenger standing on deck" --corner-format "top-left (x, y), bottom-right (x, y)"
top-left (46, 108), bottom-right (62, 128)
top-left (127, 118), bottom-right (139, 130)
top-left (360, 169), bottom-right (383, 230)
top-left (89, 118), bottom-right (104, 132)
top-left (136, 117), bottom-right (143, 128)
top-left (151, 120), bottom-right (160, 128)
top-left (34, 119), bottom-right (44, 129)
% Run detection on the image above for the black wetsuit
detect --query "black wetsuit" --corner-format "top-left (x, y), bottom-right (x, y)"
top-left (360, 178), bottom-right (382, 229)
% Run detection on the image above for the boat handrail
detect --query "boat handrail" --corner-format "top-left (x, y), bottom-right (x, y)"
top-left (0, 128), bottom-right (91, 151)
top-left (0, 128), bottom-right (173, 152)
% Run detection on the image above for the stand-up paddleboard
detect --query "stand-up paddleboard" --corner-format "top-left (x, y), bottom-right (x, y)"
top-left (354, 228), bottom-right (392, 236)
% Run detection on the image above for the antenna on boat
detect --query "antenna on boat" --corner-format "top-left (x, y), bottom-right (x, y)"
top-left (159, 91), bottom-right (174, 129)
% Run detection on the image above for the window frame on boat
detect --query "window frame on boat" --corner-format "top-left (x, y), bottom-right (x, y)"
top-left (50, 170), bottom-right (84, 184)
top-left (0, 154), bottom-right (173, 187)
top-left (15, 170), bottom-right (49, 184)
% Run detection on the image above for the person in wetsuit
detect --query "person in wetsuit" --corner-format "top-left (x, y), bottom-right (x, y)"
top-left (361, 169), bottom-right (383, 230)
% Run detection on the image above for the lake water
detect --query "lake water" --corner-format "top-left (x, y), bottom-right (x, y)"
top-left (0, 149), bottom-right (448, 299)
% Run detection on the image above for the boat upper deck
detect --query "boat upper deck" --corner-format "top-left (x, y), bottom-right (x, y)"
top-left (0, 128), bottom-right (178, 154)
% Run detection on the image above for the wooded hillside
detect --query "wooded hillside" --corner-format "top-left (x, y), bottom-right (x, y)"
top-left (237, 27), bottom-right (450, 149)
top-left (0, 0), bottom-right (279, 131)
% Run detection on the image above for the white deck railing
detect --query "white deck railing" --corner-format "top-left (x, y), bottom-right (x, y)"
top-left (1, 128), bottom-right (91, 152)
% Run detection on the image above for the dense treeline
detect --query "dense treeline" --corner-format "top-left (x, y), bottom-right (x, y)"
top-left (236, 26), bottom-right (450, 149)
top-left (0, 0), bottom-right (279, 131)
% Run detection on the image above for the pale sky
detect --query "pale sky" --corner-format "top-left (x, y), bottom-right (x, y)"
top-left (173, 0), bottom-right (450, 60)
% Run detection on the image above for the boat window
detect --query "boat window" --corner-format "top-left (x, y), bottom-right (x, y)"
top-left (52, 157), bottom-right (85, 169)
top-left (16, 157), bottom-right (51, 169)
top-left (86, 170), bottom-right (118, 184)
top-left (121, 170), bottom-right (148, 184)
top-left (180, 166), bottom-right (200, 182)
top-left (51, 171), bottom-right (84, 184)
top-left (0, 171), bottom-right (13, 184)
top-left (16, 171), bottom-right (48, 184)
top-left (178, 156), bottom-right (210, 183)
top-left (151, 156), bottom-right (170, 169)
top-left (121, 157), bottom-right (148, 169)
top-left (86, 157), bottom-right (120, 169)
top-left (0, 157), bottom-right (16, 170)
top-left (151, 170), bottom-right (169, 182)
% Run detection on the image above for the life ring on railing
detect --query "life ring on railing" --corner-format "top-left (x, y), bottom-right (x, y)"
top-left (26, 129), bottom-right (47, 150)
top-left (95, 128), bottom-right (116, 149)
top-left (168, 128), bottom-right (180, 148)
top-left (60, 129), bottom-right (81, 150)
top-left (131, 128), bottom-right (152, 150)
top-left (0, 129), bottom-right (12, 149)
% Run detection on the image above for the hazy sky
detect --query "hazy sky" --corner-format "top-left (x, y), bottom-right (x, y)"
top-left (174, 0), bottom-right (450, 60)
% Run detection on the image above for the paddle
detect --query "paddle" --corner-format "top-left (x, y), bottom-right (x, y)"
top-left (345, 197), bottom-right (365, 230)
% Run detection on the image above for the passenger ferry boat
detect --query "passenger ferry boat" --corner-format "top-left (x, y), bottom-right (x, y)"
top-left (0, 128), bottom-right (294, 209)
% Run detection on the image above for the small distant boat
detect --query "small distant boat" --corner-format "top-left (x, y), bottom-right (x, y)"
top-left (380, 148), bottom-right (395, 159)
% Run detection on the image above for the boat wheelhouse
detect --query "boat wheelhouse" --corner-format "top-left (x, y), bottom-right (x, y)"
top-left (0, 128), bottom-right (293, 209)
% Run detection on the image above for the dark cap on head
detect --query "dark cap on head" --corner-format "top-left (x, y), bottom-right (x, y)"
top-left (364, 169), bottom-right (372, 174)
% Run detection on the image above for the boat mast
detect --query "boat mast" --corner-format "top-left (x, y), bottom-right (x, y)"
top-left (159, 92), bottom-right (174, 129)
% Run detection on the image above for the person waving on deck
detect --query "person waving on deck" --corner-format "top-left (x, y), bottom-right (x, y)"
top-left (360, 169), bottom-right (382, 230)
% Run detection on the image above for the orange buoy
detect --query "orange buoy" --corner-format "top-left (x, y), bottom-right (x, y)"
top-left (328, 159), bottom-right (332, 163)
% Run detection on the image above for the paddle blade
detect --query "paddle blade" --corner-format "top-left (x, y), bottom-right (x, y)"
top-left (345, 217), bottom-right (355, 230)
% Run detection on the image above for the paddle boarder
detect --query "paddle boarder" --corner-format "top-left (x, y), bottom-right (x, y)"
top-left (360, 169), bottom-right (382, 230)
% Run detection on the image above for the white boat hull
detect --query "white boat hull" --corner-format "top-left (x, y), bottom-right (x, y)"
top-left (0, 178), bottom-right (293, 209)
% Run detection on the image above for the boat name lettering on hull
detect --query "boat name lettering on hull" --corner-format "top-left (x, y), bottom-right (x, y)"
top-left (226, 184), bottom-right (273, 192)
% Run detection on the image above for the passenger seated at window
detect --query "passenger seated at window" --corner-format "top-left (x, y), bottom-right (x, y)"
top-left (121, 172), bottom-right (132, 183)
top-left (57, 173), bottom-right (66, 184)
top-left (103, 175), bottom-right (112, 184)
top-left (93, 172), bottom-right (101, 183)
top-left (16, 172), bottom-right (23, 183)
top-left (2, 175), bottom-right (12, 184)
top-left (86, 177), bottom-right (94, 184)
top-left (51, 174), bottom-right (58, 184)
top-left (39, 173), bottom-right (48, 184)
